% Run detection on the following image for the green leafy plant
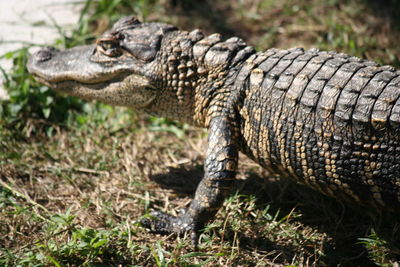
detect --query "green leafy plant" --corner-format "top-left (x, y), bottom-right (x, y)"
top-left (0, 48), bottom-right (89, 134)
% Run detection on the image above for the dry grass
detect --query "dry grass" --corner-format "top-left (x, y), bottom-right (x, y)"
top-left (0, 110), bottom-right (334, 265)
top-left (2, 0), bottom-right (400, 266)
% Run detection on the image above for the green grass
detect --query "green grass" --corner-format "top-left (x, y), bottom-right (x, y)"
top-left (1, 0), bottom-right (400, 266)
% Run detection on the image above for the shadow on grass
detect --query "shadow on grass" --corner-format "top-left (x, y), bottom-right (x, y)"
top-left (165, 0), bottom-right (239, 37)
top-left (365, 0), bottom-right (400, 26)
top-left (166, 0), bottom-right (400, 36)
top-left (150, 165), bottom-right (399, 266)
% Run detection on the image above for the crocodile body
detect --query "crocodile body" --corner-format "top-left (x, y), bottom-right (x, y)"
top-left (28, 17), bottom-right (400, 243)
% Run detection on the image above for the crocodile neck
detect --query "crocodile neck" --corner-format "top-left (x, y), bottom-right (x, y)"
top-left (143, 30), bottom-right (256, 127)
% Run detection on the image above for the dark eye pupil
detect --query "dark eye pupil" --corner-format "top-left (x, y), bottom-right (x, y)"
top-left (102, 42), bottom-right (114, 50)
top-left (98, 40), bottom-right (121, 57)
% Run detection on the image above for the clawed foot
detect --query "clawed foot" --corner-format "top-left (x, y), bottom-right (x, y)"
top-left (140, 210), bottom-right (201, 246)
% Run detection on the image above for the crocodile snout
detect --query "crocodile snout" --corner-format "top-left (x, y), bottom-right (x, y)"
top-left (27, 43), bottom-right (131, 85)
top-left (32, 47), bottom-right (58, 62)
top-left (27, 46), bottom-right (61, 81)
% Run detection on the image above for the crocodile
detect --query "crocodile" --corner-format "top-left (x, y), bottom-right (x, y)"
top-left (28, 16), bottom-right (400, 244)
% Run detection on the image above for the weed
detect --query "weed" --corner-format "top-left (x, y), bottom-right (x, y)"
top-left (1, 0), bottom-right (400, 266)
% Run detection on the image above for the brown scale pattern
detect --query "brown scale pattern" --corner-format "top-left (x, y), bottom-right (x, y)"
top-left (240, 48), bottom-right (400, 210)
top-left (28, 17), bottom-right (400, 242)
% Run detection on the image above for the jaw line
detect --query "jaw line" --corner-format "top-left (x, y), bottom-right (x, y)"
top-left (34, 75), bottom-right (158, 109)
top-left (32, 71), bottom-right (131, 86)
top-left (32, 72), bottom-right (131, 91)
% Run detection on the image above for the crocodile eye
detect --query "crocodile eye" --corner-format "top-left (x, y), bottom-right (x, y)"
top-left (101, 42), bottom-right (114, 51)
top-left (96, 39), bottom-right (122, 57)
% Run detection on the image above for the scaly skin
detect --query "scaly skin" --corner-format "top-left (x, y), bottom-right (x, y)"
top-left (28, 16), bottom-right (400, 244)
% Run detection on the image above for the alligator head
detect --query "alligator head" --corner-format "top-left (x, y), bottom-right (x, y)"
top-left (28, 16), bottom-right (253, 125)
top-left (28, 16), bottom-right (178, 109)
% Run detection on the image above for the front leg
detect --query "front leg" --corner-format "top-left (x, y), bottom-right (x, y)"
top-left (141, 115), bottom-right (238, 244)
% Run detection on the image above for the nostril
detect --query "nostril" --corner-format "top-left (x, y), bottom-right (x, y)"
top-left (34, 46), bottom-right (56, 62)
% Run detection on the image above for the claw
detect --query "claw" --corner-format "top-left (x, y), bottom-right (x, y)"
top-left (140, 211), bottom-right (178, 235)
top-left (191, 231), bottom-right (200, 248)
top-left (140, 210), bottom-right (193, 235)
top-left (140, 210), bottom-right (200, 246)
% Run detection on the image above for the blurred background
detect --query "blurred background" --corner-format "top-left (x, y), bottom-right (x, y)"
top-left (1, 0), bottom-right (400, 98)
